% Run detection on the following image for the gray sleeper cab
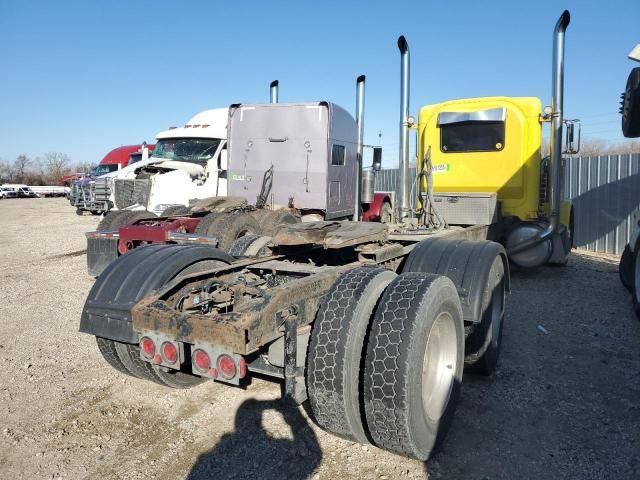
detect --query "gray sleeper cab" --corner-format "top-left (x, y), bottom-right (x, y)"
top-left (227, 102), bottom-right (357, 219)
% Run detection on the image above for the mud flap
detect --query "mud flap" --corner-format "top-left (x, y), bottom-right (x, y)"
top-left (80, 244), bottom-right (233, 344)
top-left (87, 237), bottom-right (119, 277)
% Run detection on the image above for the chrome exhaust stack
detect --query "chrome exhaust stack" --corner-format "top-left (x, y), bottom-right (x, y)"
top-left (548, 9), bottom-right (570, 231)
top-left (507, 10), bottom-right (571, 261)
top-left (270, 80), bottom-right (279, 103)
top-left (397, 36), bottom-right (411, 219)
top-left (354, 74), bottom-right (366, 221)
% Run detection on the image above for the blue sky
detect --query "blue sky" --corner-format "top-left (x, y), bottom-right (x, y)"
top-left (1, 0), bottom-right (638, 167)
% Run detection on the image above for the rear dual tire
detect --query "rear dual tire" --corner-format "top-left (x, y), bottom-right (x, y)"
top-left (307, 267), bottom-right (397, 443)
top-left (402, 239), bottom-right (508, 375)
top-left (89, 245), bottom-right (234, 388)
top-left (363, 273), bottom-right (464, 460)
top-left (97, 210), bottom-right (156, 232)
top-left (307, 269), bottom-right (464, 460)
top-left (195, 212), bottom-right (261, 251)
top-left (95, 338), bottom-right (204, 389)
top-left (254, 209), bottom-right (299, 236)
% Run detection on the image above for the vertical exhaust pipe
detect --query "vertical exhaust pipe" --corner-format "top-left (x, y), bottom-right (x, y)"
top-left (270, 80), bottom-right (279, 103)
top-left (354, 75), bottom-right (366, 221)
top-left (508, 10), bottom-right (571, 256)
top-left (397, 36), bottom-right (411, 219)
top-left (549, 10), bottom-right (570, 230)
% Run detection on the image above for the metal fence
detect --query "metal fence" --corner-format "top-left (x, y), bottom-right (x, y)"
top-left (375, 154), bottom-right (640, 255)
top-left (564, 154), bottom-right (640, 254)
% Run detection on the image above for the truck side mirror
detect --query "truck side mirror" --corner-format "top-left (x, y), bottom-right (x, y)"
top-left (372, 147), bottom-right (382, 172)
top-left (563, 120), bottom-right (581, 154)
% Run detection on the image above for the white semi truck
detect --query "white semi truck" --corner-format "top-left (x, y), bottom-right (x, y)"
top-left (103, 107), bottom-right (229, 217)
top-left (94, 81), bottom-right (281, 233)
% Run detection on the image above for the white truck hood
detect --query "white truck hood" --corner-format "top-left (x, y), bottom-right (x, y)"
top-left (105, 157), bottom-right (205, 180)
top-left (141, 159), bottom-right (205, 177)
top-left (100, 157), bottom-right (160, 180)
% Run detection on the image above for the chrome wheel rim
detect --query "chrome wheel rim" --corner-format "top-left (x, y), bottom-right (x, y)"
top-left (422, 312), bottom-right (458, 422)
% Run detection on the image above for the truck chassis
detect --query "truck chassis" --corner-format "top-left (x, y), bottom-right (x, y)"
top-left (81, 220), bottom-right (508, 459)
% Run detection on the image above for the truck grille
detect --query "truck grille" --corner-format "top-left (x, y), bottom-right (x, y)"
top-left (70, 181), bottom-right (81, 205)
top-left (114, 179), bottom-right (151, 209)
top-left (93, 177), bottom-right (111, 202)
top-left (72, 182), bottom-right (93, 208)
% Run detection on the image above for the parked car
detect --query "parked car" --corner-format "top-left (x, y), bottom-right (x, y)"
top-left (0, 187), bottom-right (18, 199)
top-left (1, 184), bottom-right (39, 198)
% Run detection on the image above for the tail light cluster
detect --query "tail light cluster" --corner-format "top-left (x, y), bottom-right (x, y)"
top-left (138, 334), bottom-right (247, 385)
top-left (139, 335), bottom-right (181, 367)
top-left (190, 346), bottom-right (247, 385)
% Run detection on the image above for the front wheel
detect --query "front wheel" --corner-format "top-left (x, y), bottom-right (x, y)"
top-left (620, 244), bottom-right (635, 292)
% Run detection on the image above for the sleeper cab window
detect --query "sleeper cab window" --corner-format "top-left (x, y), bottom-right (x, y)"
top-left (438, 108), bottom-right (506, 153)
top-left (331, 144), bottom-right (346, 166)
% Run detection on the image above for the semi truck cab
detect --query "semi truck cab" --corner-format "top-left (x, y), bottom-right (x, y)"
top-left (110, 108), bottom-right (228, 216)
top-left (418, 96), bottom-right (573, 227)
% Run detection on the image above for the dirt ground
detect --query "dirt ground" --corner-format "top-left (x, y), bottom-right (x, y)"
top-left (0, 198), bottom-right (639, 480)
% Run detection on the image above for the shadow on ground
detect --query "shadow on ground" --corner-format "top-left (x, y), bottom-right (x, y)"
top-left (187, 398), bottom-right (322, 480)
top-left (424, 254), bottom-right (640, 479)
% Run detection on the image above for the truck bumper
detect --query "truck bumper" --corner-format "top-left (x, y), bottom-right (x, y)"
top-left (87, 236), bottom-right (119, 277)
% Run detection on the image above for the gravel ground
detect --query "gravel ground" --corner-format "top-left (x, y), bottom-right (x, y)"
top-left (0, 198), bottom-right (639, 480)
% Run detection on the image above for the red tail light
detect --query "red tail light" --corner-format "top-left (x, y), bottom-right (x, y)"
top-left (140, 337), bottom-right (156, 358)
top-left (161, 342), bottom-right (178, 364)
top-left (193, 349), bottom-right (211, 373)
top-left (238, 357), bottom-right (247, 379)
top-left (217, 355), bottom-right (237, 379)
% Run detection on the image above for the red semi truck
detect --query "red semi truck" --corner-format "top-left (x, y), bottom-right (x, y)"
top-left (71, 144), bottom-right (153, 214)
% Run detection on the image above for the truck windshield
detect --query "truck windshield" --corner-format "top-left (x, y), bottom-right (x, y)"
top-left (92, 164), bottom-right (119, 176)
top-left (152, 138), bottom-right (221, 165)
top-left (128, 153), bottom-right (142, 166)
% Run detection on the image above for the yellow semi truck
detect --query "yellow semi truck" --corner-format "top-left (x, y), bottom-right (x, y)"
top-left (413, 94), bottom-right (576, 267)
top-left (399, 10), bottom-right (577, 269)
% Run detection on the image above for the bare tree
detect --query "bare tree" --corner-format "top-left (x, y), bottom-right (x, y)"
top-left (574, 138), bottom-right (609, 156)
top-left (14, 154), bottom-right (31, 182)
top-left (0, 160), bottom-right (16, 183)
top-left (604, 140), bottom-right (640, 154)
top-left (72, 160), bottom-right (94, 174)
top-left (43, 152), bottom-right (71, 184)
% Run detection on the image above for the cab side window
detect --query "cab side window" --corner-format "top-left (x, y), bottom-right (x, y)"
top-left (331, 144), bottom-right (346, 166)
